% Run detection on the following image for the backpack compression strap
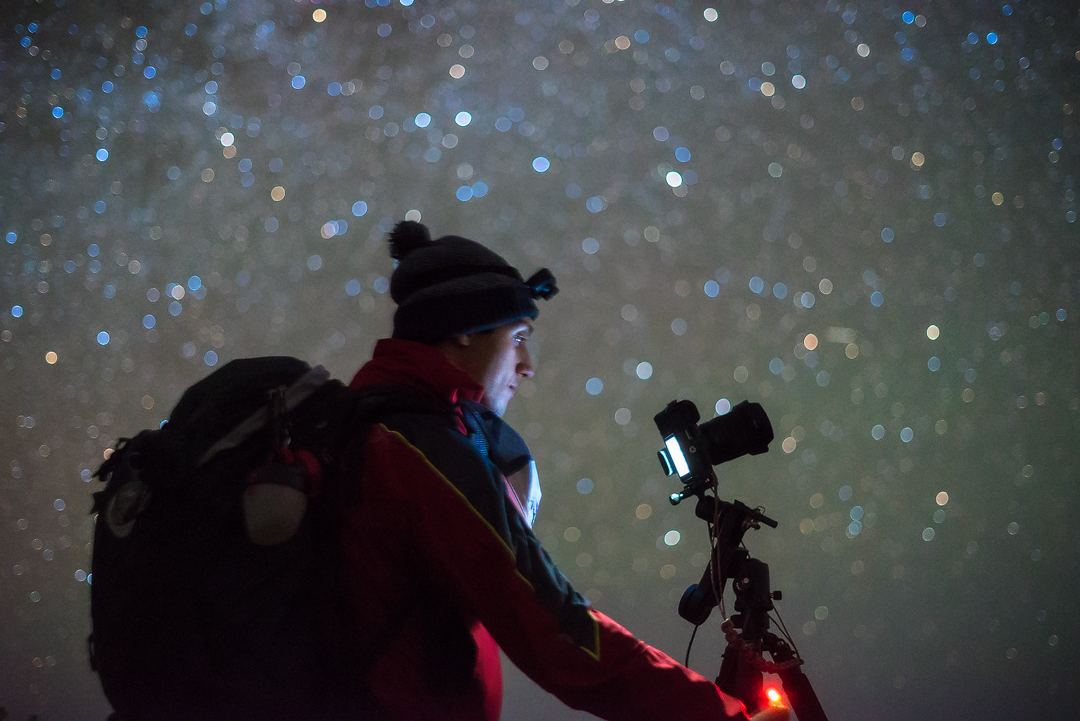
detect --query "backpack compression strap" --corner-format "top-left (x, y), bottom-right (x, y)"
top-left (197, 365), bottom-right (332, 467)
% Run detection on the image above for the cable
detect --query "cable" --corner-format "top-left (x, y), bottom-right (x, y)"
top-left (769, 606), bottom-right (801, 660)
top-left (685, 623), bottom-right (700, 668)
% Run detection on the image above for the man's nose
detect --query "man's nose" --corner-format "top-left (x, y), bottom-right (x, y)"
top-left (518, 348), bottom-right (534, 377)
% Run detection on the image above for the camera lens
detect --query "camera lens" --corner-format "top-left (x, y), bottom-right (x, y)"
top-left (699, 400), bottom-right (773, 465)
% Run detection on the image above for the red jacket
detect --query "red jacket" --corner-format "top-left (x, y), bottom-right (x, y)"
top-left (339, 338), bottom-right (750, 721)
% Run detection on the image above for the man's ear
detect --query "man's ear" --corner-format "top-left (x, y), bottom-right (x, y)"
top-left (450, 333), bottom-right (472, 347)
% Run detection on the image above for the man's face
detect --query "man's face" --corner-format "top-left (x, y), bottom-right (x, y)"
top-left (455, 320), bottom-right (534, 416)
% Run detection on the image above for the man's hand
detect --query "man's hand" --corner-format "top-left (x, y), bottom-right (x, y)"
top-left (750, 707), bottom-right (791, 721)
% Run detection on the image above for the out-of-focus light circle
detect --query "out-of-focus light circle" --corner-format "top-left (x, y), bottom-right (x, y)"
top-left (792, 74), bottom-right (806, 89)
top-left (923, 527), bottom-right (935, 541)
top-left (703, 8), bottom-right (718, 22)
top-left (715, 398), bottom-right (731, 415)
top-left (45, 352), bottom-right (58, 364)
top-left (636, 362), bottom-right (653, 379)
top-left (581, 237), bottom-right (600, 254)
top-left (936, 491), bottom-right (949, 506)
top-left (586, 377), bottom-right (603, 395)
top-left (455, 111), bottom-right (472, 126)
top-left (704, 280), bottom-right (720, 297)
top-left (532, 156), bottom-right (550, 172)
top-left (220, 132), bottom-right (234, 147)
top-left (351, 201), bottom-right (368, 216)
top-left (664, 530), bottom-right (681, 546)
top-left (577, 478), bottom-right (594, 494)
top-left (803, 333), bottom-right (818, 350)
top-left (871, 424), bottom-right (885, 440)
top-left (312, 8), bottom-right (326, 22)
top-left (449, 64), bottom-right (465, 79)
top-left (96, 149), bottom-right (109, 161)
top-left (927, 356), bottom-right (941, 371)
top-left (768, 162), bottom-right (783, 177)
top-left (271, 186), bottom-right (285, 201)
top-left (927, 324), bottom-right (940, 339)
top-left (414, 112), bottom-right (431, 128)
top-left (96, 331), bottom-right (110, 345)
top-left (900, 427), bottom-right (913, 442)
top-left (614, 408), bottom-right (632, 425)
top-left (665, 171), bottom-right (683, 187)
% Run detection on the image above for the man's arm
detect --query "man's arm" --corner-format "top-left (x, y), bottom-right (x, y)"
top-left (366, 421), bottom-right (751, 721)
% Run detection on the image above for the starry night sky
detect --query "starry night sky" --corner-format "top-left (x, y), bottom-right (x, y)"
top-left (1, 1), bottom-right (1077, 718)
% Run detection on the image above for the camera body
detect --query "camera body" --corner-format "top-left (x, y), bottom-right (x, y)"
top-left (654, 399), bottom-right (774, 496)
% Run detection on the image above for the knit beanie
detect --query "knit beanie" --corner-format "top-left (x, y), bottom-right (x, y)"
top-left (387, 221), bottom-right (558, 345)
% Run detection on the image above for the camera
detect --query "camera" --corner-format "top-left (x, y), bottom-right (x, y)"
top-left (654, 399), bottom-right (774, 503)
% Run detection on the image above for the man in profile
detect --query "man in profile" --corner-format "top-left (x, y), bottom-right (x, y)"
top-left (336, 220), bottom-right (785, 720)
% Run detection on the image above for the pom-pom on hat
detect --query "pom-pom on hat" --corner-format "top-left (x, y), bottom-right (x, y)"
top-left (387, 220), bottom-right (558, 345)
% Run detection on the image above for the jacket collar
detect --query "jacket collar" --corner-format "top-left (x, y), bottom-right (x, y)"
top-left (349, 338), bottom-right (485, 408)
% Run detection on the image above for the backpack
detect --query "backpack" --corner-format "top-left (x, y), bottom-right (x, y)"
top-left (88, 356), bottom-right (431, 721)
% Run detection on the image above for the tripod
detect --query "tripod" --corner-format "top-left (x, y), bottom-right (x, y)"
top-left (672, 482), bottom-right (829, 721)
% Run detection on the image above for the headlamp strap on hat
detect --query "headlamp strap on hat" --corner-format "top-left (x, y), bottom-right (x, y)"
top-left (526, 269), bottom-right (558, 300)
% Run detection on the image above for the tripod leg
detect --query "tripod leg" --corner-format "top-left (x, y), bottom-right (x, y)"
top-left (715, 643), bottom-right (739, 698)
top-left (776, 666), bottom-right (829, 721)
top-left (715, 643), bottom-right (764, 714)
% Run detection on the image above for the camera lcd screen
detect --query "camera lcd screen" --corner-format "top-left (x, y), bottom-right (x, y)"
top-left (665, 436), bottom-right (690, 478)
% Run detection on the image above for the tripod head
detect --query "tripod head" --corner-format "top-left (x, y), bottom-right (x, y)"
top-left (678, 494), bottom-right (777, 627)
